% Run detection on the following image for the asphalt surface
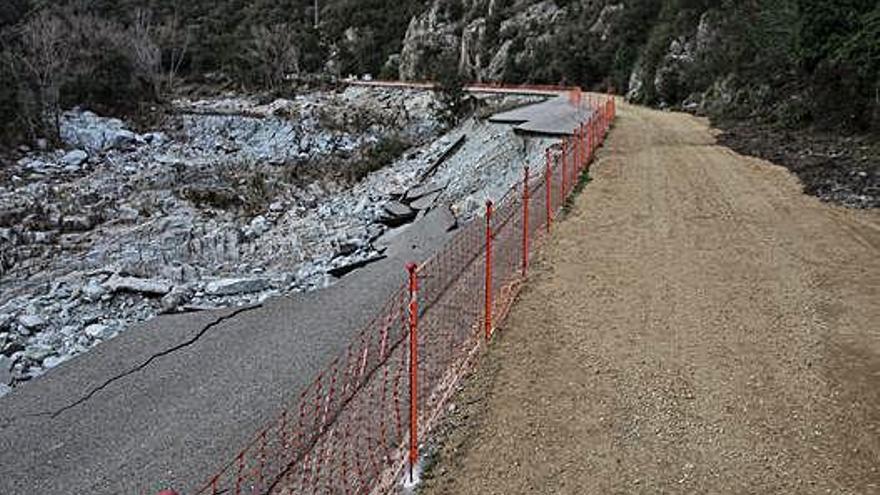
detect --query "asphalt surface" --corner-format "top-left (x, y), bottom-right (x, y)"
top-left (488, 95), bottom-right (591, 136)
top-left (0, 208), bottom-right (457, 495)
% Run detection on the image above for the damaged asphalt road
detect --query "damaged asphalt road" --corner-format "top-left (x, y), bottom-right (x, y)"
top-left (0, 208), bottom-right (458, 495)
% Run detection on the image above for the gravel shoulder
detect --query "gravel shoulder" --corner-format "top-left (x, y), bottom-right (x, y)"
top-left (418, 102), bottom-right (880, 494)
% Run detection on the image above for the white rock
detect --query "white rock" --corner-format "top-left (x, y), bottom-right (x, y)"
top-left (85, 324), bottom-right (113, 340)
top-left (0, 383), bottom-right (11, 398)
top-left (104, 275), bottom-right (172, 296)
top-left (18, 314), bottom-right (46, 330)
top-left (62, 149), bottom-right (89, 167)
top-left (205, 278), bottom-right (270, 296)
top-left (82, 280), bottom-right (107, 302)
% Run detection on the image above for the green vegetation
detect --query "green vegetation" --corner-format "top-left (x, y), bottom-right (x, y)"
top-left (1, 0), bottom-right (876, 148)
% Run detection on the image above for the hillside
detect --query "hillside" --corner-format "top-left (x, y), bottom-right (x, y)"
top-left (1, 1), bottom-right (878, 203)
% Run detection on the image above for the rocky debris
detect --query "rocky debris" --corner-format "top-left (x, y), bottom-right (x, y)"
top-left (0, 383), bottom-right (10, 398)
top-left (205, 278), bottom-right (271, 296)
top-left (60, 110), bottom-right (145, 153)
top-left (0, 87), bottom-right (551, 393)
top-left (104, 275), bottom-right (172, 296)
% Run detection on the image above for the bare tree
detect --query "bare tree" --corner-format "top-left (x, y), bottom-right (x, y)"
top-left (16, 10), bottom-right (71, 140)
top-left (248, 24), bottom-right (300, 90)
top-left (154, 8), bottom-right (191, 94)
top-left (129, 9), bottom-right (162, 98)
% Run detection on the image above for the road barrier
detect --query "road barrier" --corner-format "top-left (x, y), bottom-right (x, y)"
top-left (161, 90), bottom-right (616, 495)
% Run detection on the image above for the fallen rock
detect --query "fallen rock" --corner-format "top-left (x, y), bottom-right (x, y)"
top-left (61, 215), bottom-right (95, 233)
top-left (23, 345), bottom-right (54, 363)
top-left (62, 149), bottom-right (89, 167)
top-left (82, 279), bottom-right (108, 302)
top-left (18, 314), bottom-right (46, 331)
top-left (205, 278), bottom-right (270, 296)
top-left (0, 383), bottom-right (11, 398)
top-left (84, 324), bottom-right (114, 340)
top-left (104, 275), bottom-right (172, 296)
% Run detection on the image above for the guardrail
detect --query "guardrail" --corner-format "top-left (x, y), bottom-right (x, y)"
top-left (157, 89), bottom-right (616, 495)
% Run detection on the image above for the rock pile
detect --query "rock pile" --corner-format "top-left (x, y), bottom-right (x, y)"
top-left (0, 87), bottom-right (553, 395)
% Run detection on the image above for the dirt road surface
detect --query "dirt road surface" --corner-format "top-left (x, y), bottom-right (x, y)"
top-left (418, 103), bottom-right (880, 494)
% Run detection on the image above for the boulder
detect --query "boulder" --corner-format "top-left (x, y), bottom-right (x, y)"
top-left (104, 275), bottom-right (172, 296)
top-left (205, 278), bottom-right (270, 296)
top-left (0, 383), bottom-right (11, 398)
top-left (61, 215), bottom-right (95, 233)
top-left (17, 314), bottom-right (45, 331)
top-left (81, 279), bottom-right (108, 302)
top-left (23, 345), bottom-right (54, 364)
top-left (61, 149), bottom-right (89, 168)
top-left (84, 324), bottom-right (114, 340)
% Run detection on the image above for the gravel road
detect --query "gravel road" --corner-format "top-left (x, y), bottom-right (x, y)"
top-left (419, 102), bottom-right (880, 494)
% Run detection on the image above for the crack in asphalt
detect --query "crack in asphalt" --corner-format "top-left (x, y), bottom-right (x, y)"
top-left (6, 304), bottom-right (262, 423)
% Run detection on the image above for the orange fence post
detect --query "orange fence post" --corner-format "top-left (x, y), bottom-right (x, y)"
top-left (484, 200), bottom-right (493, 341)
top-left (522, 166), bottom-right (530, 277)
top-left (406, 262), bottom-right (419, 482)
top-left (545, 149), bottom-right (552, 233)
top-left (561, 140), bottom-right (568, 200)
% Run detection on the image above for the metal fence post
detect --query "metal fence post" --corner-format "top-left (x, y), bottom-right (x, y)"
top-left (561, 140), bottom-right (568, 200)
top-left (522, 166), bottom-right (530, 277)
top-left (484, 200), bottom-right (493, 341)
top-left (545, 149), bottom-right (552, 233)
top-left (406, 262), bottom-right (419, 482)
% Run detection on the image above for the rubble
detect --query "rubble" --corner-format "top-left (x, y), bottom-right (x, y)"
top-left (0, 86), bottom-right (555, 391)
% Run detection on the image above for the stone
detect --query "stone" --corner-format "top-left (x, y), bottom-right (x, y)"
top-left (0, 383), bottom-right (11, 398)
top-left (62, 149), bottom-right (89, 167)
top-left (85, 324), bottom-right (113, 340)
top-left (82, 279), bottom-right (107, 302)
top-left (161, 288), bottom-right (192, 313)
top-left (205, 278), bottom-right (270, 296)
top-left (42, 355), bottom-right (69, 369)
top-left (61, 215), bottom-right (95, 232)
top-left (23, 345), bottom-right (54, 363)
top-left (18, 314), bottom-right (46, 330)
top-left (250, 215), bottom-right (270, 236)
top-left (104, 275), bottom-right (172, 296)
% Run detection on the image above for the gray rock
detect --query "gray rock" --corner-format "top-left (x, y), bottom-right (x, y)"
top-left (205, 278), bottom-right (270, 296)
top-left (250, 216), bottom-right (270, 236)
top-left (42, 355), bottom-right (69, 369)
top-left (18, 314), bottom-right (46, 331)
top-left (23, 345), bottom-right (54, 363)
top-left (62, 149), bottom-right (89, 167)
top-left (0, 383), bottom-right (11, 398)
top-left (161, 288), bottom-right (192, 313)
top-left (85, 324), bottom-right (113, 340)
top-left (61, 215), bottom-right (95, 232)
top-left (82, 279), bottom-right (108, 302)
top-left (104, 275), bottom-right (172, 296)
